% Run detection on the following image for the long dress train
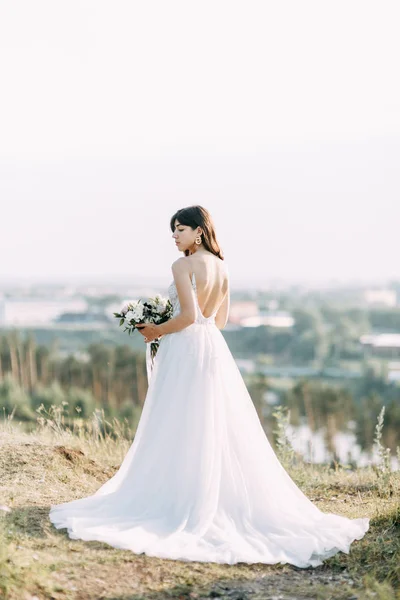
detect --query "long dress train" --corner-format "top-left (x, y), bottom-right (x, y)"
top-left (49, 271), bottom-right (369, 567)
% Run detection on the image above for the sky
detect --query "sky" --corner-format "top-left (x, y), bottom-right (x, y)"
top-left (0, 0), bottom-right (399, 287)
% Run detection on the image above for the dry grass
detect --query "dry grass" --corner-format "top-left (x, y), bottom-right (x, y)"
top-left (0, 415), bottom-right (399, 600)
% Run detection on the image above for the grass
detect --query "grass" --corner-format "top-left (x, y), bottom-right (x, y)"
top-left (0, 408), bottom-right (399, 600)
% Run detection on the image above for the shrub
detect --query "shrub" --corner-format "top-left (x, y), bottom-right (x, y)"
top-left (66, 387), bottom-right (96, 418)
top-left (0, 375), bottom-right (34, 421)
top-left (30, 381), bottom-right (67, 412)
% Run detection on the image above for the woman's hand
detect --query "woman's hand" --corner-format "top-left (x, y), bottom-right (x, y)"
top-left (135, 323), bottom-right (161, 343)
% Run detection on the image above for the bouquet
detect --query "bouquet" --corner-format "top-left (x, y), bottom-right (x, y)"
top-left (114, 294), bottom-right (173, 362)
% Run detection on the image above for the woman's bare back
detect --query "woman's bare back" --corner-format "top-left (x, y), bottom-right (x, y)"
top-left (186, 253), bottom-right (229, 319)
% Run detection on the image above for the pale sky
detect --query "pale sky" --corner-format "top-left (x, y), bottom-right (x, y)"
top-left (0, 1), bottom-right (399, 286)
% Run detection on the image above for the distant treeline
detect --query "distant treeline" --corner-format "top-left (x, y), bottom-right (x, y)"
top-left (0, 330), bottom-right (399, 459)
top-left (3, 292), bottom-right (400, 464)
top-left (0, 332), bottom-right (147, 424)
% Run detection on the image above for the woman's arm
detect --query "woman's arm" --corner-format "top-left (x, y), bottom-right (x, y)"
top-left (157, 259), bottom-right (197, 336)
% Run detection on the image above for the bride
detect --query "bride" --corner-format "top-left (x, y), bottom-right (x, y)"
top-left (49, 205), bottom-right (369, 568)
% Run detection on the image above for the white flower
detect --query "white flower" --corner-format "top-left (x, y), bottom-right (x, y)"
top-left (120, 303), bottom-right (129, 316)
top-left (152, 295), bottom-right (167, 313)
top-left (156, 302), bottom-right (167, 315)
top-left (132, 304), bottom-right (144, 320)
top-left (124, 311), bottom-right (135, 323)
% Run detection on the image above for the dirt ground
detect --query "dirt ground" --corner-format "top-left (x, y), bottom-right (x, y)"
top-left (1, 433), bottom-right (398, 600)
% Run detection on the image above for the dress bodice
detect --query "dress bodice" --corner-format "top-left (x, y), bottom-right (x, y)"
top-left (168, 272), bottom-right (219, 326)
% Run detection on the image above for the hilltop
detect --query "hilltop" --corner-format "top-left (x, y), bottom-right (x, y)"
top-left (0, 418), bottom-right (399, 600)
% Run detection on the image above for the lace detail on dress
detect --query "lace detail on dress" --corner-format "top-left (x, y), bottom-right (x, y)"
top-left (168, 272), bottom-right (218, 325)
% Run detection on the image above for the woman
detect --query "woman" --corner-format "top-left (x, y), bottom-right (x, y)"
top-left (49, 205), bottom-right (369, 567)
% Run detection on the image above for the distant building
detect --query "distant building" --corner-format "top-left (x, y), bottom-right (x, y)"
top-left (360, 334), bottom-right (400, 358)
top-left (240, 311), bottom-right (295, 329)
top-left (228, 300), bottom-right (294, 329)
top-left (3, 298), bottom-right (88, 326)
top-left (364, 289), bottom-right (397, 308)
top-left (229, 301), bottom-right (259, 324)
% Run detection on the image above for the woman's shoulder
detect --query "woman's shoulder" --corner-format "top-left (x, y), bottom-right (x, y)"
top-left (171, 253), bottom-right (229, 279)
top-left (170, 259), bottom-right (189, 283)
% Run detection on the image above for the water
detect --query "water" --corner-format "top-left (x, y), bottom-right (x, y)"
top-left (286, 421), bottom-right (399, 469)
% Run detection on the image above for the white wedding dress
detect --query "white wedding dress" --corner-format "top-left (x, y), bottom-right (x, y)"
top-left (49, 270), bottom-right (369, 568)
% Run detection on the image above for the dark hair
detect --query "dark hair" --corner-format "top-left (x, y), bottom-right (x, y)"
top-left (170, 205), bottom-right (224, 260)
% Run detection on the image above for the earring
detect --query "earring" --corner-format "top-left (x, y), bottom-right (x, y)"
top-left (195, 234), bottom-right (202, 245)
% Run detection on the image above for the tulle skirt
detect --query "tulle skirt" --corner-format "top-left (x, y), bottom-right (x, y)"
top-left (49, 323), bottom-right (369, 567)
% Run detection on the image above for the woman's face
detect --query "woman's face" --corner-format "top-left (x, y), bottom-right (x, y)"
top-left (172, 219), bottom-right (199, 252)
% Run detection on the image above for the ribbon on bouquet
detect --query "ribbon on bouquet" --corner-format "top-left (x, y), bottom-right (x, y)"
top-left (145, 339), bottom-right (160, 383)
top-left (145, 342), bottom-right (154, 383)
